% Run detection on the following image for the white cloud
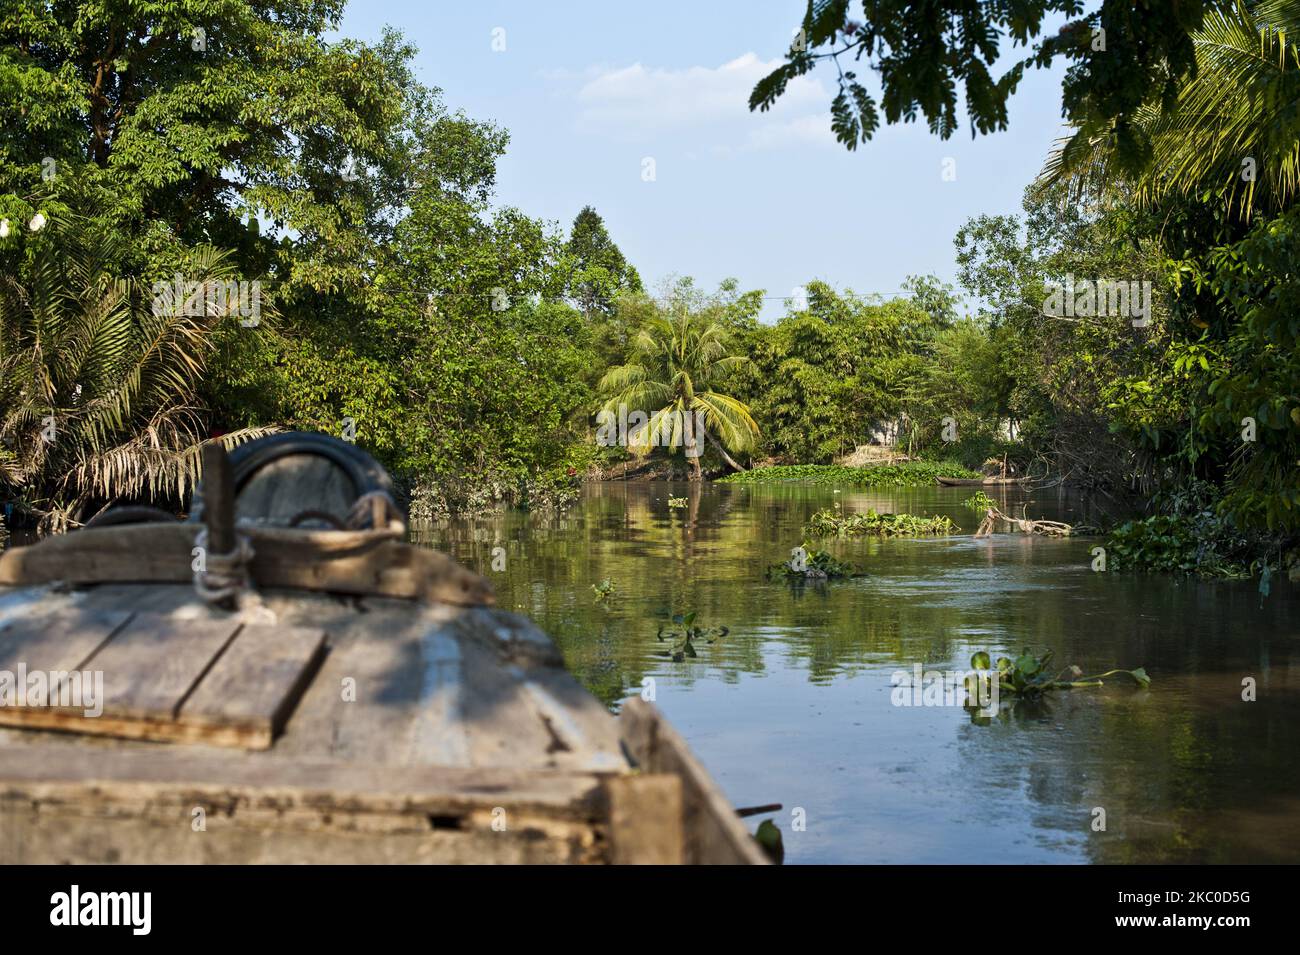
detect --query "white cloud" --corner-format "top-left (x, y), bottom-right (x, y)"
top-left (569, 52), bottom-right (834, 150)
top-left (740, 113), bottom-right (836, 151)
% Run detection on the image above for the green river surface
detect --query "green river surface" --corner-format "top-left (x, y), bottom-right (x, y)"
top-left (425, 480), bottom-right (1300, 865)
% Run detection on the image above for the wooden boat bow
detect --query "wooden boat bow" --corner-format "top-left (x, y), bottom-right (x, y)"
top-left (0, 434), bottom-right (766, 864)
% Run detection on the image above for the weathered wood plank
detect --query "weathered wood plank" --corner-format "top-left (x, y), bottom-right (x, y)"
top-left (453, 609), bottom-right (628, 772)
top-left (264, 598), bottom-right (462, 765)
top-left (453, 630), bottom-right (566, 769)
top-left (91, 613), bottom-right (243, 721)
top-left (0, 810), bottom-right (604, 865)
top-left (404, 621), bottom-right (471, 765)
top-left (0, 586), bottom-right (69, 631)
top-left (179, 623), bottom-right (326, 748)
top-left (0, 741), bottom-right (612, 862)
top-left (0, 744), bottom-right (609, 817)
top-left (0, 608), bottom-right (132, 678)
top-left (606, 774), bottom-right (685, 864)
top-left (619, 698), bottom-right (769, 865)
top-left (0, 525), bottom-right (494, 606)
top-left (77, 583), bottom-right (216, 617)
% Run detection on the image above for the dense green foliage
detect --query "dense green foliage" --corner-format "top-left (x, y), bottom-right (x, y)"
top-left (1035, 0), bottom-right (1300, 574)
top-left (1104, 481), bottom-right (1275, 578)
top-left (0, 1), bottom-right (606, 516)
top-left (0, 223), bottom-right (270, 529)
top-left (754, 0), bottom-right (1208, 172)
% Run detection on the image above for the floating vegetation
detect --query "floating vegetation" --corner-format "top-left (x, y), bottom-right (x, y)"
top-left (667, 496), bottom-right (687, 508)
top-left (656, 611), bottom-right (728, 661)
top-left (591, 578), bottom-right (615, 602)
top-left (964, 648), bottom-right (1150, 704)
top-left (766, 544), bottom-right (861, 580)
top-left (754, 819), bottom-right (784, 865)
top-left (805, 507), bottom-right (957, 538)
top-left (963, 491), bottom-right (997, 511)
top-left (718, 461), bottom-right (977, 488)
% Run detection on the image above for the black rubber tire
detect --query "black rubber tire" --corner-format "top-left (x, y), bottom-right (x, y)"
top-left (189, 432), bottom-right (400, 522)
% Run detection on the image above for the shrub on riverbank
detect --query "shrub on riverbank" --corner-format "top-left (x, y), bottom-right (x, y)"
top-left (719, 461), bottom-right (977, 487)
top-left (805, 507), bottom-right (958, 537)
top-left (1104, 481), bottom-right (1296, 581)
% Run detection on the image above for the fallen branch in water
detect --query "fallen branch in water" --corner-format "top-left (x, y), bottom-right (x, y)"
top-left (974, 506), bottom-right (1075, 538)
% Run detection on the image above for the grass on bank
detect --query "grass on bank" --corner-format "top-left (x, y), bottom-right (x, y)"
top-left (718, 461), bottom-right (978, 488)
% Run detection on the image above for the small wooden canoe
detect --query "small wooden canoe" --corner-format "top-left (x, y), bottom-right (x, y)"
top-left (0, 435), bottom-right (767, 865)
top-left (935, 476), bottom-right (1029, 487)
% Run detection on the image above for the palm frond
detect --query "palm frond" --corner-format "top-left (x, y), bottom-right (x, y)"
top-left (0, 216), bottom-right (277, 525)
top-left (1042, 0), bottom-right (1300, 218)
top-left (691, 391), bottom-right (760, 453)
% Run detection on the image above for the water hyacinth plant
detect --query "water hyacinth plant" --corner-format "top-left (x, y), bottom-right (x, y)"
top-left (655, 611), bottom-right (729, 662)
top-left (766, 544), bottom-right (860, 581)
top-left (965, 648), bottom-right (1150, 703)
top-left (805, 507), bottom-right (957, 538)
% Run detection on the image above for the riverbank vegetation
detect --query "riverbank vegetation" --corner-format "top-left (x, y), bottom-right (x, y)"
top-left (2, 1), bottom-right (1298, 583)
top-left (718, 462), bottom-right (977, 487)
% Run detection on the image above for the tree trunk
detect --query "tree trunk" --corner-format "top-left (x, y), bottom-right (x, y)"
top-left (704, 429), bottom-right (746, 473)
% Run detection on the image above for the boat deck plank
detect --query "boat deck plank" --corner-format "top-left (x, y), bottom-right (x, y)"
top-left (0, 584), bottom-right (628, 773)
top-left (90, 613), bottom-right (243, 721)
top-left (180, 622), bottom-right (327, 747)
top-left (0, 607), bottom-right (132, 677)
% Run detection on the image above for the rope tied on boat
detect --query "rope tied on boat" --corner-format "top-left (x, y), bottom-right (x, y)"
top-left (192, 525), bottom-right (256, 605)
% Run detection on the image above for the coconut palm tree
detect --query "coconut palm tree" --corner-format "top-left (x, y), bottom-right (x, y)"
top-left (599, 311), bottom-right (759, 479)
top-left (0, 221), bottom-right (274, 531)
top-left (1042, 0), bottom-right (1300, 220)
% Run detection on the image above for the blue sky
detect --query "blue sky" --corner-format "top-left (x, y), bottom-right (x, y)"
top-left (338, 1), bottom-right (1071, 317)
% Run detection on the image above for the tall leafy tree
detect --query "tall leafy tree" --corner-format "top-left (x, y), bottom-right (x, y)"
top-left (738, 279), bottom-right (962, 462)
top-left (565, 206), bottom-right (642, 319)
top-left (954, 184), bottom-right (1169, 497)
top-left (1, 1), bottom-right (584, 516)
top-left (0, 2), bottom-right (442, 293)
top-left (1039, 0), bottom-right (1300, 528)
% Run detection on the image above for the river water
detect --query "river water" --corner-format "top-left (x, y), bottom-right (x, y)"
top-left (429, 480), bottom-right (1300, 864)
